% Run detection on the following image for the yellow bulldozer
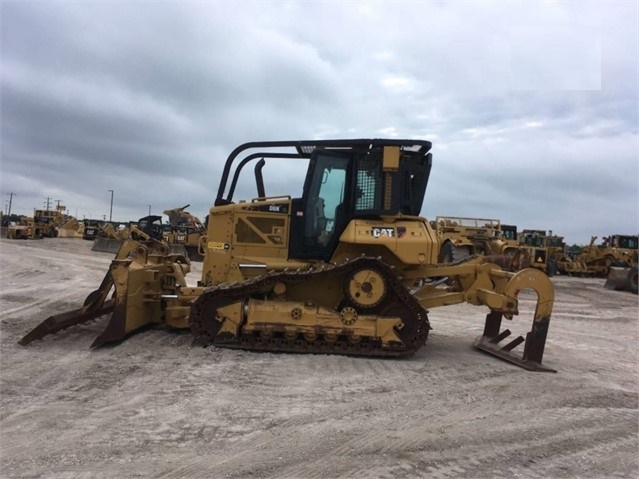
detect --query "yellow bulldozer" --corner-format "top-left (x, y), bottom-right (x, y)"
top-left (516, 230), bottom-right (568, 277)
top-left (20, 139), bottom-right (556, 371)
top-left (559, 235), bottom-right (638, 277)
top-left (6, 217), bottom-right (36, 239)
top-left (162, 205), bottom-right (207, 261)
top-left (6, 206), bottom-right (66, 239)
top-left (33, 205), bottom-right (67, 238)
top-left (433, 216), bottom-right (503, 262)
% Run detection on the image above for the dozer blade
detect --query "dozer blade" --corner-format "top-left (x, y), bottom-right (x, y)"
top-left (92, 237), bottom-right (124, 254)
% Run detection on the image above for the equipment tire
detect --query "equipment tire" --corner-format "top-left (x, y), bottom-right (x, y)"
top-left (626, 266), bottom-right (638, 294)
top-left (438, 241), bottom-right (454, 263)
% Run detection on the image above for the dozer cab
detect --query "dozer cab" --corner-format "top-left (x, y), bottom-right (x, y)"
top-left (20, 139), bottom-right (555, 371)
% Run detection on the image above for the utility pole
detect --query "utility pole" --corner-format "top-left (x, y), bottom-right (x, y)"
top-left (6, 192), bottom-right (15, 216)
top-left (148, 204), bottom-right (151, 216)
top-left (108, 190), bottom-right (114, 222)
top-left (43, 197), bottom-right (52, 211)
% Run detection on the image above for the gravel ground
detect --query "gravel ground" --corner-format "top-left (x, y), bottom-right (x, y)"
top-left (0, 237), bottom-right (637, 478)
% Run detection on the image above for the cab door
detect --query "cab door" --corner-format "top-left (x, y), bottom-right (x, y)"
top-left (289, 150), bottom-right (351, 261)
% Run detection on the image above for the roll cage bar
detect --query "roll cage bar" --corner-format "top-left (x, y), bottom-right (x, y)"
top-left (215, 139), bottom-right (432, 206)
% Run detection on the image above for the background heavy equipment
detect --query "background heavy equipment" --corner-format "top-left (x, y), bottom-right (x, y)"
top-left (20, 139), bottom-right (556, 372)
top-left (131, 215), bottom-right (165, 241)
top-left (91, 212), bottom-right (202, 259)
top-left (162, 205), bottom-right (207, 261)
top-left (6, 218), bottom-right (36, 239)
top-left (57, 217), bottom-right (85, 239)
top-left (517, 229), bottom-right (567, 277)
top-left (6, 206), bottom-right (67, 239)
top-left (433, 216), bottom-right (502, 262)
top-left (82, 219), bottom-right (101, 240)
top-left (501, 224), bottom-right (518, 246)
top-left (498, 224), bottom-right (529, 259)
top-left (92, 215), bottom-right (174, 254)
top-left (559, 234), bottom-right (638, 277)
top-left (33, 205), bottom-right (67, 238)
top-left (605, 265), bottom-right (638, 294)
top-left (91, 221), bottom-right (132, 253)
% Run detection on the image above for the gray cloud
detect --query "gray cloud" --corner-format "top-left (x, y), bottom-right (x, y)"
top-left (1, 1), bottom-right (636, 243)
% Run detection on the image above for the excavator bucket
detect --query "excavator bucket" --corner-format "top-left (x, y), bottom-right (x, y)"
top-left (19, 239), bottom-right (190, 347)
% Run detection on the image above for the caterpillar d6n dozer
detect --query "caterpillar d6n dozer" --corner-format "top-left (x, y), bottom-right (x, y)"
top-left (20, 139), bottom-right (556, 372)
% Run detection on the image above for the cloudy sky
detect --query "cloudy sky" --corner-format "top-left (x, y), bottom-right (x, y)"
top-left (1, 1), bottom-right (637, 245)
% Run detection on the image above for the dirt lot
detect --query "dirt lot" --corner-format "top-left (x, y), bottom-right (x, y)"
top-left (0, 237), bottom-right (637, 478)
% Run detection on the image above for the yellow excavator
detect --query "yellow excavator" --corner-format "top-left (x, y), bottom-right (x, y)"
top-left (20, 139), bottom-right (555, 371)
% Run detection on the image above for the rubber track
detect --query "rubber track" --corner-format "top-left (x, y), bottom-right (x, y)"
top-left (189, 256), bottom-right (430, 358)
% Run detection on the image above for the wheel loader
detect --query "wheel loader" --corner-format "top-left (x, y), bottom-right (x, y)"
top-left (20, 139), bottom-right (556, 372)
